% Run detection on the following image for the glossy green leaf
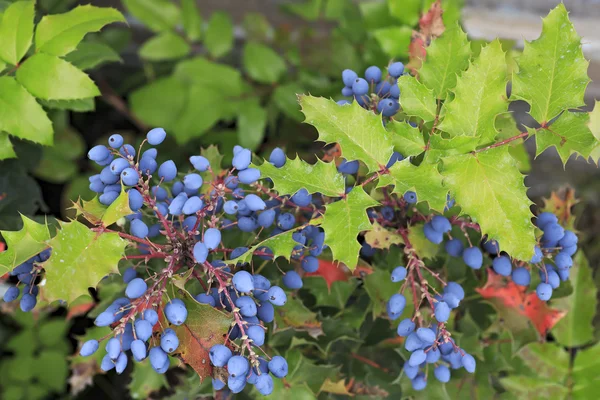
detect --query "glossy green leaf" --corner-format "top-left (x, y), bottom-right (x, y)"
top-left (0, 215), bottom-right (51, 274)
top-left (181, 0), bottom-right (202, 41)
top-left (40, 98), bottom-right (95, 112)
top-left (273, 296), bottom-right (322, 336)
top-left (255, 156), bottom-right (345, 197)
top-left (438, 40), bottom-right (508, 146)
top-left (303, 276), bottom-right (357, 309)
top-left (122, 0), bottom-right (180, 32)
top-left (388, 120), bottom-right (426, 156)
top-left (500, 376), bottom-right (568, 399)
top-left (511, 4), bottom-right (589, 123)
top-left (363, 268), bottom-right (401, 317)
top-left (388, 0), bottom-right (420, 25)
top-left (551, 252), bottom-right (596, 347)
top-left (129, 360), bottom-right (168, 399)
top-left (397, 75), bottom-right (437, 123)
top-left (33, 350), bottom-right (69, 392)
top-left (170, 287), bottom-right (233, 382)
top-left (171, 85), bottom-right (225, 143)
top-left (64, 42), bottom-right (122, 70)
top-left (572, 342), bottom-right (600, 391)
top-left (173, 57), bottom-right (243, 97)
top-left (237, 99), bottom-right (266, 150)
top-left (0, 132), bottom-right (16, 160)
top-left (204, 11), bottom-right (233, 58)
top-left (35, 5), bottom-right (125, 56)
top-left (299, 96), bottom-right (394, 173)
top-left (517, 342), bottom-right (569, 381)
top-left (273, 83), bottom-right (304, 121)
top-left (16, 54), bottom-right (100, 100)
top-left (129, 76), bottom-right (186, 132)
top-left (321, 187), bottom-right (379, 270)
top-left (228, 229), bottom-right (299, 265)
top-left (102, 187), bottom-right (132, 226)
top-left (535, 112), bottom-right (596, 165)
top-left (377, 160), bottom-right (447, 212)
top-left (418, 24), bottom-right (471, 100)
top-left (243, 42), bottom-right (286, 84)
top-left (139, 32), bottom-right (191, 61)
top-left (372, 26), bottom-right (412, 58)
top-left (0, 0), bottom-right (35, 65)
top-left (41, 220), bottom-right (126, 304)
top-left (0, 77), bottom-right (53, 145)
top-left (408, 224), bottom-right (440, 260)
top-left (441, 147), bottom-right (536, 261)
top-left (34, 126), bottom-right (84, 183)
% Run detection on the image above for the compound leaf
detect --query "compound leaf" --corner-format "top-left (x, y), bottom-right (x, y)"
top-left (0, 77), bottom-right (53, 145)
top-left (418, 24), bottom-right (471, 100)
top-left (441, 147), bottom-right (536, 261)
top-left (16, 53), bottom-right (100, 100)
top-left (397, 75), bottom-right (437, 123)
top-left (41, 220), bottom-right (126, 304)
top-left (0, 0), bottom-right (35, 65)
top-left (438, 40), bottom-right (508, 146)
top-left (377, 160), bottom-right (447, 212)
top-left (535, 111), bottom-right (596, 165)
top-left (35, 5), bottom-right (125, 56)
top-left (320, 187), bottom-right (379, 270)
top-left (0, 215), bottom-right (52, 275)
top-left (511, 4), bottom-right (589, 123)
top-left (299, 95), bottom-right (394, 173)
top-left (255, 156), bottom-right (345, 197)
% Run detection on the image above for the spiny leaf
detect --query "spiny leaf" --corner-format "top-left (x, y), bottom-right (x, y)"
top-left (35, 5), bottom-right (126, 57)
top-left (71, 197), bottom-right (106, 225)
top-left (41, 220), bottom-right (126, 304)
top-left (418, 23), bottom-right (471, 100)
top-left (0, 0), bottom-right (35, 65)
top-left (255, 156), bottom-right (345, 197)
top-left (299, 95), bottom-right (394, 173)
top-left (102, 187), bottom-right (132, 226)
top-left (397, 75), bottom-right (437, 123)
top-left (0, 77), bottom-right (53, 145)
top-left (407, 224), bottom-right (440, 260)
top-left (377, 160), bottom-right (447, 212)
top-left (441, 147), bottom-right (536, 261)
top-left (170, 286), bottom-right (233, 382)
top-left (0, 215), bottom-right (52, 274)
top-left (363, 221), bottom-right (403, 250)
top-left (437, 40), bottom-right (508, 146)
top-left (387, 120), bottom-right (426, 157)
top-left (589, 101), bottom-right (600, 162)
top-left (426, 135), bottom-right (478, 162)
top-left (16, 53), bottom-right (100, 100)
top-left (320, 187), bottom-right (379, 270)
top-left (551, 252), bottom-right (596, 347)
top-left (511, 4), bottom-right (589, 123)
top-left (228, 229), bottom-right (299, 265)
top-left (534, 112), bottom-right (596, 165)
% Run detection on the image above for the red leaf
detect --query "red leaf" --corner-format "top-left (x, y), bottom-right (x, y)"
top-left (408, 0), bottom-right (445, 73)
top-left (305, 259), bottom-right (350, 289)
top-left (477, 270), bottom-right (566, 335)
top-left (67, 301), bottom-right (95, 320)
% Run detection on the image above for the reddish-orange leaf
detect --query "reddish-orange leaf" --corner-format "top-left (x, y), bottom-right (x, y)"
top-left (477, 270), bottom-right (566, 335)
top-left (67, 301), bottom-right (95, 320)
top-left (408, 0), bottom-right (445, 73)
top-left (305, 259), bottom-right (350, 289)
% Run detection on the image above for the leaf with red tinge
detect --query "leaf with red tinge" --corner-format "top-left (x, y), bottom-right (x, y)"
top-left (408, 0), bottom-right (445, 72)
top-left (305, 259), bottom-right (350, 290)
top-left (169, 286), bottom-right (233, 382)
top-left (477, 270), bottom-right (566, 336)
top-left (66, 300), bottom-right (94, 320)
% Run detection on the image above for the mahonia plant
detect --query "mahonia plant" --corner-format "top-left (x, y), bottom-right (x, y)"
top-left (1, 2), bottom-right (599, 398)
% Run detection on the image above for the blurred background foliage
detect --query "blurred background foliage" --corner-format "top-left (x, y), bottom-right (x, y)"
top-left (1, 0), bottom-right (599, 399)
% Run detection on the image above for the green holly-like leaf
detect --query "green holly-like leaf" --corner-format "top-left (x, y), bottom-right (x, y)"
top-left (0, 77), bottom-right (53, 145)
top-left (418, 24), bottom-right (471, 100)
top-left (426, 135), bottom-right (479, 162)
top-left (0, 0), bottom-right (35, 65)
top-left (516, 342), bottom-right (569, 381)
top-left (41, 220), bottom-right (126, 304)
top-left (0, 215), bottom-right (52, 275)
top-left (321, 187), bottom-right (379, 270)
top-left (122, 0), bottom-right (180, 32)
top-left (128, 360), bottom-right (169, 399)
top-left (441, 147), bottom-right (536, 261)
top-left (387, 120), bottom-right (426, 157)
top-left (139, 32), bottom-right (191, 61)
top-left (34, 5), bottom-right (126, 57)
top-left (16, 54), bottom-right (100, 100)
top-left (255, 156), bottom-right (345, 197)
top-left (299, 95), bottom-right (394, 173)
top-left (500, 376), bottom-right (568, 399)
top-left (274, 296), bottom-right (323, 337)
top-left (170, 286), bottom-right (233, 382)
top-left (534, 112), bottom-right (596, 165)
top-left (551, 252), bottom-right (596, 347)
top-left (437, 40), bottom-right (508, 146)
top-left (511, 4), bottom-right (589, 123)
top-left (407, 224), bottom-right (440, 260)
top-left (303, 276), bottom-right (358, 309)
top-left (397, 76), bottom-right (437, 123)
top-left (228, 229), bottom-right (299, 265)
top-left (102, 187), bottom-right (132, 226)
top-left (377, 160), bottom-right (447, 212)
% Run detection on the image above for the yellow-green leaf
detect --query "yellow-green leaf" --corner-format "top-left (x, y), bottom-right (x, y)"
top-left (122, 0), bottom-right (180, 32)
top-left (204, 11), bottom-right (233, 58)
top-left (41, 220), bottom-right (126, 304)
top-left (0, 215), bottom-right (52, 275)
top-left (16, 53), bottom-right (100, 100)
top-left (35, 5), bottom-right (126, 57)
top-left (243, 41), bottom-right (287, 84)
top-left (228, 229), bottom-right (299, 265)
top-left (535, 112), bottom-right (596, 165)
top-left (511, 4), bottom-right (589, 123)
top-left (0, 132), bottom-right (16, 160)
top-left (181, 0), bottom-right (202, 41)
top-left (397, 76), bottom-right (437, 123)
top-left (388, 120), bottom-right (426, 157)
top-left (139, 32), bottom-right (191, 61)
top-left (0, 0), bottom-right (35, 65)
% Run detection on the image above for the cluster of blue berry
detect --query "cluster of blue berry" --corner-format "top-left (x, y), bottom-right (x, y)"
top-left (3, 249), bottom-right (51, 311)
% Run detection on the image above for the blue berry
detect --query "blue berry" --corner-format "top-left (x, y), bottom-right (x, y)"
top-left (125, 278), bottom-right (147, 299)
top-left (238, 168), bottom-right (260, 184)
top-left (158, 160), bottom-right (177, 182)
top-left (391, 266), bottom-right (407, 282)
top-left (492, 255), bottom-right (512, 276)
top-left (269, 147), bottom-right (286, 167)
top-left (130, 219), bottom-right (149, 239)
top-left (183, 173), bottom-right (203, 191)
top-left (193, 242), bottom-right (208, 263)
top-left (165, 299), bottom-right (188, 325)
top-left (445, 239), bottom-right (464, 257)
top-left (397, 318), bottom-right (415, 336)
top-left (79, 339), bottom-right (99, 356)
top-left (160, 329), bottom-right (180, 353)
top-left (434, 301), bottom-right (450, 322)
top-left (342, 69), bottom-right (358, 87)
top-left (232, 148), bottom-right (252, 170)
top-left (388, 62), bottom-right (405, 78)
top-left (268, 355), bottom-right (288, 378)
top-left (147, 127), bottom-right (166, 145)
top-left (283, 271), bottom-right (303, 289)
top-left (434, 365), bottom-right (450, 383)
top-left (365, 66), bottom-right (382, 83)
top-left (512, 267), bottom-right (531, 286)
top-left (108, 134), bottom-right (124, 148)
top-left (463, 247), bottom-right (483, 269)
top-left (352, 78), bottom-right (369, 95)
top-left (131, 339), bottom-right (147, 361)
top-left (267, 286), bottom-right (287, 306)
